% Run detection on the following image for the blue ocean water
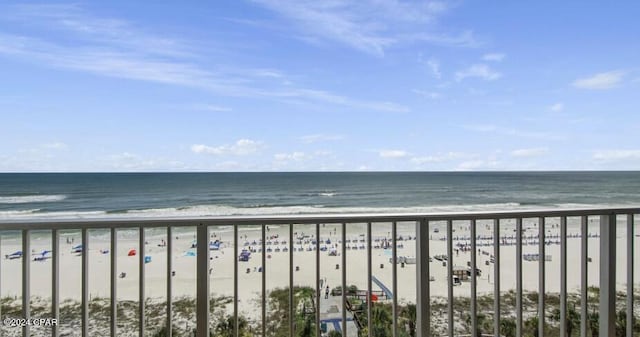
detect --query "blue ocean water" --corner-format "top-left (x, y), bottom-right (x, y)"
top-left (0, 172), bottom-right (639, 220)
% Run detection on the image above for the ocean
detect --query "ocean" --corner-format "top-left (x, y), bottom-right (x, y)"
top-left (1, 171), bottom-right (639, 220)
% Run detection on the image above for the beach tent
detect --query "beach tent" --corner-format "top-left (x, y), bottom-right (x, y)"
top-left (71, 245), bottom-right (83, 253)
top-left (184, 250), bottom-right (196, 257)
top-left (144, 256), bottom-right (152, 263)
top-left (209, 241), bottom-right (221, 250)
top-left (128, 249), bottom-right (136, 256)
top-left (6, 250), bottom-right (22, 259)
top-left (34, 250), bottom-right (51, 261)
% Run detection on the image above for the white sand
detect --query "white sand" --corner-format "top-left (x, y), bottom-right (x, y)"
top-left (1, 219), bottom-right (639, 321)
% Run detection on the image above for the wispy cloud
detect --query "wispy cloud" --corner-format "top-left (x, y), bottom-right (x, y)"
top-left (252, 0), bottom-right (474, 56)
top-left (192, 104), bottom-right (233, 112)
top-left (455, 64), bottom-right (501, 81)
top-left (0, 5), bottom-right (407, 113)
top-left (463, 124), bottom-right (564, 140)
top-left (191, 139), bottom-right (264, 156)
top-left (42, 142), bottom-right (68, 150)
top-left (274, 151), bottom-right (308, 161)
top-left (410, 152), bottom-right (465, 164)
top-left (510, 147), bottom-right (549, 157)
top-left (425, 57), bottom-right (441, 79)
top-left (412, 89), bottom-right (442, 99)
top-left (549, 102), bottom-right (564, 112)
top-left (593, 149), bottom-right (640, 161)
top-left (379, 149), bottom-right (409, 158)
top-left (572, 71), bottom-right (625, 90)
top-left (482, 53), bottom-right (505, 62)
top-left (300, 134), bottom-right (344, 143)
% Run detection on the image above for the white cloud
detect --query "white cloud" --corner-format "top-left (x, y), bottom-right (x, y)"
top-left (593, 149), bottom-right (640, 161)
top-left (0, 6), bottom-right (409, 113)
top-left (426, 58), bottom-right (441, 79)
top-left (455, 159), bottom-right (500, 171)
top-left (191, 139), bottom-right (264, 156)
top-left (549, 102), bottom-right (564, 112)
top-left (379, 149), bottom-right (409, 158)
top-left (455, 64), bottom-right (501, 81)
top-left (482, 53), bottom-right (505, 62)
top-left (412, 89), bottom-right (442, 99)
top-left (300, 134), bottom-right (344, 143)
top-left (274, 151), bottom-right (308, 161)
top-left (42, 142), bottom-right (68, 150)
top-left (193, 104), bottom-right (233, 112)
top-left (410, 152), bottom-right (465, 164)
top-left (510, 148), bottom-right (549, 157)
top-left (252, 0), bottom-right (473, 56)
top-left (572, 71), bottom-right (625, 90)
top-left (462, 124), bottom-right (564, 141)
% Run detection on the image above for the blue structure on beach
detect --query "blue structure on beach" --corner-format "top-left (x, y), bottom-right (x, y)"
top-left (371, 276), bottom-right (393, 300)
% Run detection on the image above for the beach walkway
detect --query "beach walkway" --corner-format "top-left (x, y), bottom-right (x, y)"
top-left (319, 295), bottom-right (358, 337)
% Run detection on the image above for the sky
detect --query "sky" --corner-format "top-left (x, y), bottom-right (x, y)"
top-left (0, 1), bottom-right (639, 172)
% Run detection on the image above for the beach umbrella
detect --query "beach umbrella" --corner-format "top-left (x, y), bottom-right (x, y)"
top-left (128, 249), bottom-right (136, 256)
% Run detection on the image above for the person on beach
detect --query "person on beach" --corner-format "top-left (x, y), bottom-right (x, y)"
top-left (325, 286), bottom-right (329, 299)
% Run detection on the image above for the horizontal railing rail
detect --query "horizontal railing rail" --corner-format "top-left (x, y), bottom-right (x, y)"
top-left (0, 206), bottom-right (637, 337)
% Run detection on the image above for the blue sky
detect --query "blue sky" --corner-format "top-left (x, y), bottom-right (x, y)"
top-left (0, 1), bottom-right (639, 172)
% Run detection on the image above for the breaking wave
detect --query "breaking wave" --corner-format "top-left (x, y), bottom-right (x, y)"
top-left (0, 195), bottom-right (67, 204)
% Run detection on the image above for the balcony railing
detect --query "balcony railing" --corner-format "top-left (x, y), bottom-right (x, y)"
top-left (0, 206), bottom-right (637, 337)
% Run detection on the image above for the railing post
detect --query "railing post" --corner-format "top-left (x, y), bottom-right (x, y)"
top-left (139, 227), bottom-right (145, 337)
top-left (52, 229), bottom-right (60, 337)
top-left (416, 219), bottom-right (430, 337)
top-left (82, 228), bottom-right (89, 337)
top-left (599, 214), bottom-right (616, 337)
top-left (580, 216), bottom-right (588, 337)
top-left (196, 223), bottom-right (210, 337)
top-left (111, 228), bottom-right (118, 337)
top-left (22, 229), bottom-right (31, 337)
top-left (516, 218), bottom-right (523, 337)
top-left (166, 226), bottom-right (172, 337)
top-left (447, 220), bottom-right (454, 337)
top-left (627, 214), bottom-right (634, 337)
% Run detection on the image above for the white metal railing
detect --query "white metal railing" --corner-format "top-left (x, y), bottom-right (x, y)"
top-left (0, 206), bottom-right (637, 337)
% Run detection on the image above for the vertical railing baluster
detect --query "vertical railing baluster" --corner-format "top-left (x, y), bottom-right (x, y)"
top-left (0, 232), bottom-right (2, 329)
top-left (234, 224), bottom-right (239, 337)
top-left (493, 219), bottom-right (500, 337)
top-left (81, 228), bottom-right (89, 337)
top-left (166, 226), bottom-right (172, 337)
top-left (196, 224), bottom-right (210, 337)
top-left (392, 221), bottom-right (398, 337)
top-left (341, 222), bottom-right (347, 337)
top-left (580, 216), bottom-right (587, 337)
top-left (139, 227), bottom-right (145, 337)
top-left (261, 224), bottom-right (266, 337)
top-left (22, 229), bottom-right (31, 337)
top-left (627, 214), bottom-right (634, 337)
top-left (52, 229), bottom-right (60, 337)
top-left (367, 222), bottom-right (373, 337)
top-left (416, 219), bottom-right (430, 337)
top-left (560, 216), bottom-right (567, 337)
top-left (516, 218), bottom-right (523, 337)
top-left (289, 224), bottom-right (294, 337)
top-left (538, 217), bottom-right (545, 337)
top-left (111, 228), bottom-right (117, 337)
top-left (447, 220), bottom-right (453, 337)
top-left (599, 214), bottom-right (616, 337)
top-left (470, 219), bottom-right (477, 336)
top-left (315, 223), bottom-right (321, 337)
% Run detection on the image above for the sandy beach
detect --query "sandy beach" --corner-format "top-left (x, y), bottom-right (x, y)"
top-left (1, 218), bottom-right (639, 323)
